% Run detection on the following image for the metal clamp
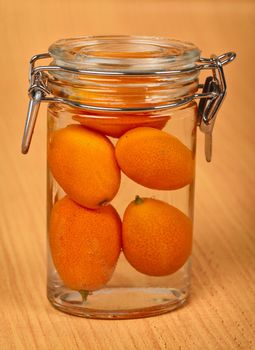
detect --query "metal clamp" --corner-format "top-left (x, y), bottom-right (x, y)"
top-left (197, 53), bottom-right (234, 161)
top-left (21, 51), bottom-right (236, 160)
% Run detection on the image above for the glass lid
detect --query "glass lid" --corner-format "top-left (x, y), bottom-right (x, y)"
top-left (49, 35), bottom-right (200, 73)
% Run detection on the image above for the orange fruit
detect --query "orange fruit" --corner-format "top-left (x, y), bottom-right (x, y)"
top-left (48, 124), bottom-right (120, 209)
top-left (115, 127), bottom-right (194, 190)
top-left (122, 196), bottom-right (192, 276)
top-left (49, 196), bottom-right (122, 292)
top-left (73, 113), bottom-right (170, 138)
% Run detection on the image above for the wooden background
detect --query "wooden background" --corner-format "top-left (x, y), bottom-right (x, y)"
top-left (0, 0), bottom-right (254, 349)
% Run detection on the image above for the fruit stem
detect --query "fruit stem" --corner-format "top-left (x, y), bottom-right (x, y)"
top-left (99, 199), bottom-right (109, 206)
top-left (79, 290), bottom-right (89, 304)
top-left (135, 195), bottom-right (143, 205)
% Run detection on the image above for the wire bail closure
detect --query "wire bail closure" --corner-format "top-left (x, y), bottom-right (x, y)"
top-left (21, 51), bottom-right (236, 161)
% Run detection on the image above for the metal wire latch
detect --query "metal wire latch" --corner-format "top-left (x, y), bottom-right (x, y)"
top-left (21, 51), bottom-right (236, 161)
top-left (197, 54), bottom-right (232, 161)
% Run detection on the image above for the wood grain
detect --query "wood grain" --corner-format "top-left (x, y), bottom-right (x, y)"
top-left (0, 0), bottom-right (254, 349)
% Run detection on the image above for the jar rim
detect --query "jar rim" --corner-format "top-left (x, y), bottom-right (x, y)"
top-left (48, 35), bottom-right (200, 73)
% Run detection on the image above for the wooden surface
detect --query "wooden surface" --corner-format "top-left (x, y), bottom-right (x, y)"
top-left (0, 1), bottom-right (254, 349)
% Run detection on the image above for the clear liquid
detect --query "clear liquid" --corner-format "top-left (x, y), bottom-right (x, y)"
top-left (47, 103), bottom-right (196, 318)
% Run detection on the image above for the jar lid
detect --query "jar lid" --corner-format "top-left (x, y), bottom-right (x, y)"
top-left (48, 35), bottom-right (200, 73)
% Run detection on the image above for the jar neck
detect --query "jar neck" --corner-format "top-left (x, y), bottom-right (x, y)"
top-left (48, 73), bottom-right (199, 109)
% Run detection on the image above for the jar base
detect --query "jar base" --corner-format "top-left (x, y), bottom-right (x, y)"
top-left (47, 286), bottom-right (188, 319)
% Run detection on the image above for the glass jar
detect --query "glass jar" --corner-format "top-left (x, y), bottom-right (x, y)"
top-left (22, 36), bottom-right (235, 319)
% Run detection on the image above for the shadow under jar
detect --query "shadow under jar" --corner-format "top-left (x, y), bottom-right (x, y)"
top-left (22, 36), bottom-right (235, 319)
